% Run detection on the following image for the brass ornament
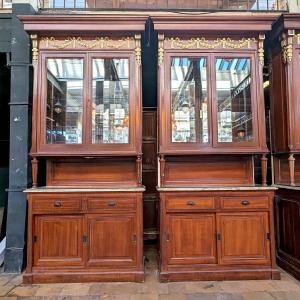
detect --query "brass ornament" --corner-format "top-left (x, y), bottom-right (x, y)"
top-left (158, 34), bottom-right (164, 65)
top-left (30, 34), bottom-right (39, 63)
top-left (41, 36), bottom-right (133, 49)
top-left (168, 37), bottom-right (257, 49)
top-left (281, 30), bottom-right (295, 64)
top-left (258, 34), bottom-right (265, 66)
top-left (134, 34), bottom-right (142, 66)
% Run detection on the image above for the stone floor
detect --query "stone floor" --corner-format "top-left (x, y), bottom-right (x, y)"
top-left (0, 246), bottom-right (300, 300)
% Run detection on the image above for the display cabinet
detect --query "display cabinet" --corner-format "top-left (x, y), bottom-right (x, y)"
top-left (153, 15), bottom-right (280, 281)
top-left (268, 14), bottom-right (300, 280)
top-left (269, 14), bottom-right (300, 187)
top-left (20, 15), bottom-right (148, 283)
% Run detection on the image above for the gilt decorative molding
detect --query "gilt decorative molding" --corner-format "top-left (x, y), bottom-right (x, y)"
top-left (281, 30), bottom-right (295, 64)
top-left (158, 34), bottom-right (164, 65)
top-left (168, 37), bottom-right (257, 50)
top-left (41, 36), bottom-right (133, 50)
top-left (258, 34), bottom-right (265, 66)
top-left (134, 34), bottom-right (142, 66)
top-left (30, 34), bottom-right (39, 63)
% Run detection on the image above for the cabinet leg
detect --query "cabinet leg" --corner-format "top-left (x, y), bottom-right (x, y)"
top-left (31, 157), bottom-right (38, 188)
top-left (288, 154), bottom-right (295, 186)
top-left (261, 154), bottom-right (268, 186)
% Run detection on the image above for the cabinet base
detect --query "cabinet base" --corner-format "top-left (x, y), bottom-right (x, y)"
top-left (277, 255), bottom-right (300, 280)
top-left (23, 271), bottom-right (145, 284)
top-left (159, 269), bottom-right (281, 282)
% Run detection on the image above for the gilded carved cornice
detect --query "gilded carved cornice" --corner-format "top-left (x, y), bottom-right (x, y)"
top-left (160, 36), bottom-right (264, 66)
top-left (168, 37), bottom-right (257, 49)
top-left (41, 36), bottom-right (133, 50)
top-left (31, 36), bottom-right (143, 65)
top-left (281, 30), bottom-right (295, 64)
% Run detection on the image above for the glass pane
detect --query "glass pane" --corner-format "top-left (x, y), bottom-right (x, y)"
top-left (92, 58), bottom-right (129, 144)
top-left (216, 58), bottom-right (253, 143)
top-left (171, 57), bottom-right (208, 143)
top-left (46, 58), bottom-right (83, 144)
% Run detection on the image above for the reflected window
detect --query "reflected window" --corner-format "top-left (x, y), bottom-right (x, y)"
top-left (215, 58), bottom-right (253, 143)
top-left (92, 58), bottom-right (129, 144)
top-left (46, 58), bottom-right (84, 144)
top-left (171, 57), bottom-right (208, 143)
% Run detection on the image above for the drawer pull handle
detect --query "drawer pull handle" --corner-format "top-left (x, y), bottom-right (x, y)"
top-left (107, 201), bottom-right (117, 207)
top-left (53, 202), bottom-right (62, 207)
top-left (240, 200), bottom-right (250, 206)
top-left (187, 200), bottom-right (196, 206)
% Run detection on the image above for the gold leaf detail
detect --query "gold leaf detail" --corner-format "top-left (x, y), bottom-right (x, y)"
top-left (158, 34), bottom-right (164, 65)
top-left (135, 34), bottom-right (142, 66)
top-left (168, 37), bottom-right (257, 49)
top-left (41, 36), bottom-right (132, 49)
top-left (30, 34), bottom-right (39, 63)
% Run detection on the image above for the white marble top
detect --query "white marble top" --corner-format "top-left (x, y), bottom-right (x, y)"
top-left (24, 186), bottom-right (146, 193)
top-left (157, 186), bottom-right (277, 192)
top-left (274, 185), bottom-right (300, 191)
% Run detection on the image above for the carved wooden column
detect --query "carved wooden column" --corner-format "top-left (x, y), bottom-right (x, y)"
top-left (136, 155), bottom-right (142, 186)
top-left (31, 157), bottom-right (38, 188)
top-left (288, 153), bottom-right (296, 186)
top-left (159, 154), bottom-right (165, 187)
top-left (261, 154), bottom-right (268, 186)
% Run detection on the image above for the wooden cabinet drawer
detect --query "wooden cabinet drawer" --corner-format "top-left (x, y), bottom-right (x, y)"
top-left (32, 196), bottom-right (82, 213)
top-left (87, 197), bottom-right (136, 212)
top-left (220, 196), bottom-right (269, 210)
top-left (166, 196), bottom-right (215, 211)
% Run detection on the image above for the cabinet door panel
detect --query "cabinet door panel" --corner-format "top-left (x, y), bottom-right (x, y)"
top-left (33, 215), bottom-right (84, 267)
top-left (87, 214), bottom-right (137, 267)
top-left (217, 212), bottom-right (271, 265)
top-left (166, 214), bottom-right (217, 265)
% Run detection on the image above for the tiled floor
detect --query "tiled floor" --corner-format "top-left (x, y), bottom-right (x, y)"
top-left (0, 246), bottom-right (300, 300)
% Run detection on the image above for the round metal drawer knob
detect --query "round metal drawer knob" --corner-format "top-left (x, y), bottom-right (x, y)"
top-left (107, 201), bottom-right (117, 207)
top-left (240, 200), bottom-right (250, 206)
top-left (187, 200), bottom-right (196, 206)
top-left (53, 202), bottom-right (62, 207)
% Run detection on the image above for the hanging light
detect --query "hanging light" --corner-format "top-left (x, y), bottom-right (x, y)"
top-left (237, 125), bottom-right (246, 140)
top-left (54, 99), bottom-right (63, 114)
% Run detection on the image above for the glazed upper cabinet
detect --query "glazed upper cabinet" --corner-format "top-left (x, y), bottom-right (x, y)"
top-left (157, 35), bottom-right (268, 154)
top-left (269, 15), bottom-right (300, 186)
top-left (29, 33), bottom-right (142, 156)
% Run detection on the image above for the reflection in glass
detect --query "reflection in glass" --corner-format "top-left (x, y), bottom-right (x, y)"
top-left (46, 58), bottom-right (83, 144)
top-left (92, 58), bottom-right (129, 144)
top-left (215, 58), bottom-right (253, 143)
top-left (171, 58), bottom-right (208, 143)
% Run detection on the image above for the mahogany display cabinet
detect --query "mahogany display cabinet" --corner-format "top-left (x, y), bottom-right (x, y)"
top-left (20, 15), bottom-right (148, 283)
top-left (153, 15), bottom-right (280, 282)
top-left (268, 14), bottom-right (300, 280)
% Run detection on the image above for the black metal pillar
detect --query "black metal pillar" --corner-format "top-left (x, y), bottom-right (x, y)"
top-left (4, 3), bottom-right (35, 272)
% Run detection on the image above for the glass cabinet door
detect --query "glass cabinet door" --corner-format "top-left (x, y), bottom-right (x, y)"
top-left (46, 58), bottom-right (84, 144)
top-left (171, 57), bottom-right (208, 144)
top-left (215, 57), bottom-right (253, 144)
top-left (92, 58), bottom-right (129, 144)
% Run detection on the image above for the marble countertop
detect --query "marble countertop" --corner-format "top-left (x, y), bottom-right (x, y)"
top-left (157, 186), bottom-right (277, 192)
top-left (24, 186), bottom-right (146, 193)
top-left (273, 184), bottom-right (300, 191)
